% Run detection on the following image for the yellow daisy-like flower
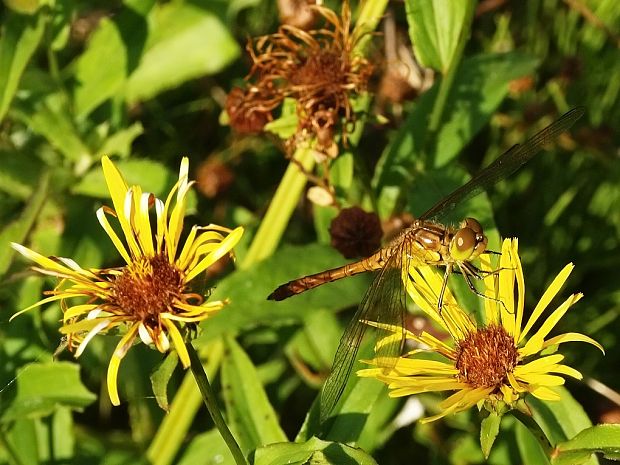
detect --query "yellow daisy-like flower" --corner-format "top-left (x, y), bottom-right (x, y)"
top-left (11, 156), bottom-right (243, 406)
top-left (358, 238), bottom-right (604, 422)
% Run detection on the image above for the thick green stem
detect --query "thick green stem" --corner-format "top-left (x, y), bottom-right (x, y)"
top-left (424, 0), bottom-right (476, 161)
top-left (242, 148), bottom-right (315, 268)
top-left (186, 342), bottom-right (248, 465)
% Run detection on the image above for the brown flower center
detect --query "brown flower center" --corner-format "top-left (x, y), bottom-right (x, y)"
top-left (111, 254), bottom-right (183, 325)
top-left (455, 324), bottom-right (519, 389)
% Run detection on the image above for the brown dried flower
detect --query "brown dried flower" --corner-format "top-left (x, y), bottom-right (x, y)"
top-left (227, 1), bottom-right (372, 153)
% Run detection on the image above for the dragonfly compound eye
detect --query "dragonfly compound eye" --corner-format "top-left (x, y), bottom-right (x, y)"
top-left (450, 227), bottom-right (477, 261)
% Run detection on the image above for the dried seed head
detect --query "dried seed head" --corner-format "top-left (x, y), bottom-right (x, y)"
top-left (225, 87), bottom-right (275, 134)
top-left (455, 324), bottom-right (519, 389)
top-left (330, 206), bottom-right (383, 258)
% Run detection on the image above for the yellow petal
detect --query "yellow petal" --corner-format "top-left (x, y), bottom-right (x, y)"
top-left (529, 386), bottom-right (561, 401)
top-left (515, 373), bottom-right (566, 386)
top-left (184, 227), bottom-right (244, 282)
top-left (521, 293), bottom-right (583, 356)
top-left (101, 157), bottom-right (141, 259)
top-left (542, 332), bottom-right (605, 354)
top-left (107, 323), bottom-right (139, 406)
top-left (520, 263), bottom-right (574, 342)
top-left (96, 207), bottom-right (132, 264)
top-left (498, 239), bottom-right (516, 334)
top-left (512, 239), bottom-right (525, 342)
top-left (162, 318), bottom-right (190, 368)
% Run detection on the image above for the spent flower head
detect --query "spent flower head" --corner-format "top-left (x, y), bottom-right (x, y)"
top-left (11, 157), bottom-right (243, 405)
top-left (358, 239), bottom-right (604, 422)
top-left (226, 1), bottom-right (372, 155)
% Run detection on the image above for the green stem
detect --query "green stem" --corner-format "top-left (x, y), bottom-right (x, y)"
top-left (241, 147), bottom-right (315, 268)
top-left (186, 342), bottom-right (248, 465)
top-left (511, 408), bottom-right (553, 457)
top-left (146, 340), bottom-right (223, 465)
top-left (424, 0), bottom-right (476, 161)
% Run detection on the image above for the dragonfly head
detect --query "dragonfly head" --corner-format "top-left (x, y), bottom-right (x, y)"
top-left (449, 218), bottom-right (488, 261)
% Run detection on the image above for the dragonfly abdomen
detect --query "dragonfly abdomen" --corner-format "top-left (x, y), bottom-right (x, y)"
top-left (267, 250), bottom-right (387, 301)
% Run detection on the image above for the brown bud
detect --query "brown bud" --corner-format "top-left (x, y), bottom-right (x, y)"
top-left (329, 206), bottom-right (383, 259)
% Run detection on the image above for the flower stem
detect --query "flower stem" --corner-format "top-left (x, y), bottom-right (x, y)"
top-left (511, 407), bottom-right (553, 456)
top-left (146, 340), bottom-right (223, 465)
top-left (186, 341), bottom-right (248, 465)
top-left (241, 147), bottom-right (315, 268)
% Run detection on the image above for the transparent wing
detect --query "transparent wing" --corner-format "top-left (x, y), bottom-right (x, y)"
top-left (420, 107), bottom-right (585, 220)
top-left (319, 243), bottom-right (409, 422)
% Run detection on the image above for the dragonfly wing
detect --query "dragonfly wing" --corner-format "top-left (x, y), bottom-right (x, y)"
top-left (420, 107), bottom-right (584, 220)
top-left (319, 245), bottom-right (408, 422)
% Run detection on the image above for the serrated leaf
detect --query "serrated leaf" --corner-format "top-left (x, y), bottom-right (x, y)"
top-left (0, 11), bottom-right (45, 122)
top-left (551, 424), bottom-right (620, 465)
top-left (126, 2), bottom-right (240, 103)
top-left (404, 0), bottom-right (469, 72)
top-left (254, 436), bottom-right (377, 465)
top-left (481, 411), bottom-right (502, 459)
top-left (150, 351), bottom-right (179, 412)
top-left (221, 336), bottom-right (287, 452)
top-left (1, 362), bottom-right (97, 421)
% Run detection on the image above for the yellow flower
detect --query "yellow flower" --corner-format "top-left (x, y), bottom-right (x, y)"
top-left (358, 238), bottom-right (604, 422)
top-left (11, 157), bottom-right (243, 406)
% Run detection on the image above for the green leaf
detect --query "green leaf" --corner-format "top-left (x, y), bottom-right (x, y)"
top-left (176, 428), bottom-right (235, 465)
top-left (11, 92), bottom-right (92, 162)
top-left (264, 98), bottom-right (298, 139)
top-left (297, 341), bottom-right (387, 444)
top-left (481, 411), bottom-right (502, 459)
top-left (551, 424), bottom-right (620, 465)
top-left (150, 351), bottom-right (179, 412)
top-left (1, 362), bottom-right (97, 421)
top-left (515, 419), bottom-right (550, 465)
top-left (528, 387), bottom-right (596, 444)
top-left (72, 0), bottom-right (154, 117)
top-left (253, 436), bottom-right (378, 465)
top-left (95, 122), bottom-right (144, 158)
top-left (221, 336), bottom-right (287, 452)
top-left (0, 172), bottom-right (49, 278)
top-left (373, 52), bottom-right (539, 217)
top-left (126, 2), bottom-right (240, 103)
top-left (196, 243), bottom-right (369, 345)
top-left (0, 11), bottom-right (45, 122)
top-left (404, 0), bottom-right (468, 72)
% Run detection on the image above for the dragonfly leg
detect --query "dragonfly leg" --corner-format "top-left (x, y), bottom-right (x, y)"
top-left (459, 262), bottom-right (510, 313)
top-left (437, 264), bottom-right (452, 316)
top-left (466, 261), bottom-right (514, 279)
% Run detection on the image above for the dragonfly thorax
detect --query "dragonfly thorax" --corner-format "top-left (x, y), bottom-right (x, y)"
top-left (449, 217), bottom-right (488, 262)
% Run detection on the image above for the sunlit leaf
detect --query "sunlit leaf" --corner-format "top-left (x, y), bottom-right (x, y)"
top-left (221, 336), bottom-right (287, 452)
top-left (254, 436), bottom-right (377, 465)
top-left (551, 424), bottom-right (620, 465)
top-left (0, 11), bottom-right (44, 122)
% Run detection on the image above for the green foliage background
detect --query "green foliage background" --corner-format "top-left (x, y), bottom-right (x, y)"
top-left (0, 0), bottom-right (618, 464)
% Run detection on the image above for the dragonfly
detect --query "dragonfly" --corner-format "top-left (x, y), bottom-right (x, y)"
top-left (267, 107), bottom-right (584, 421)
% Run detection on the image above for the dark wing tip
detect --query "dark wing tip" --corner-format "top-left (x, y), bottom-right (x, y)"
top-left (267, 284), bottom-right (294, 301)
